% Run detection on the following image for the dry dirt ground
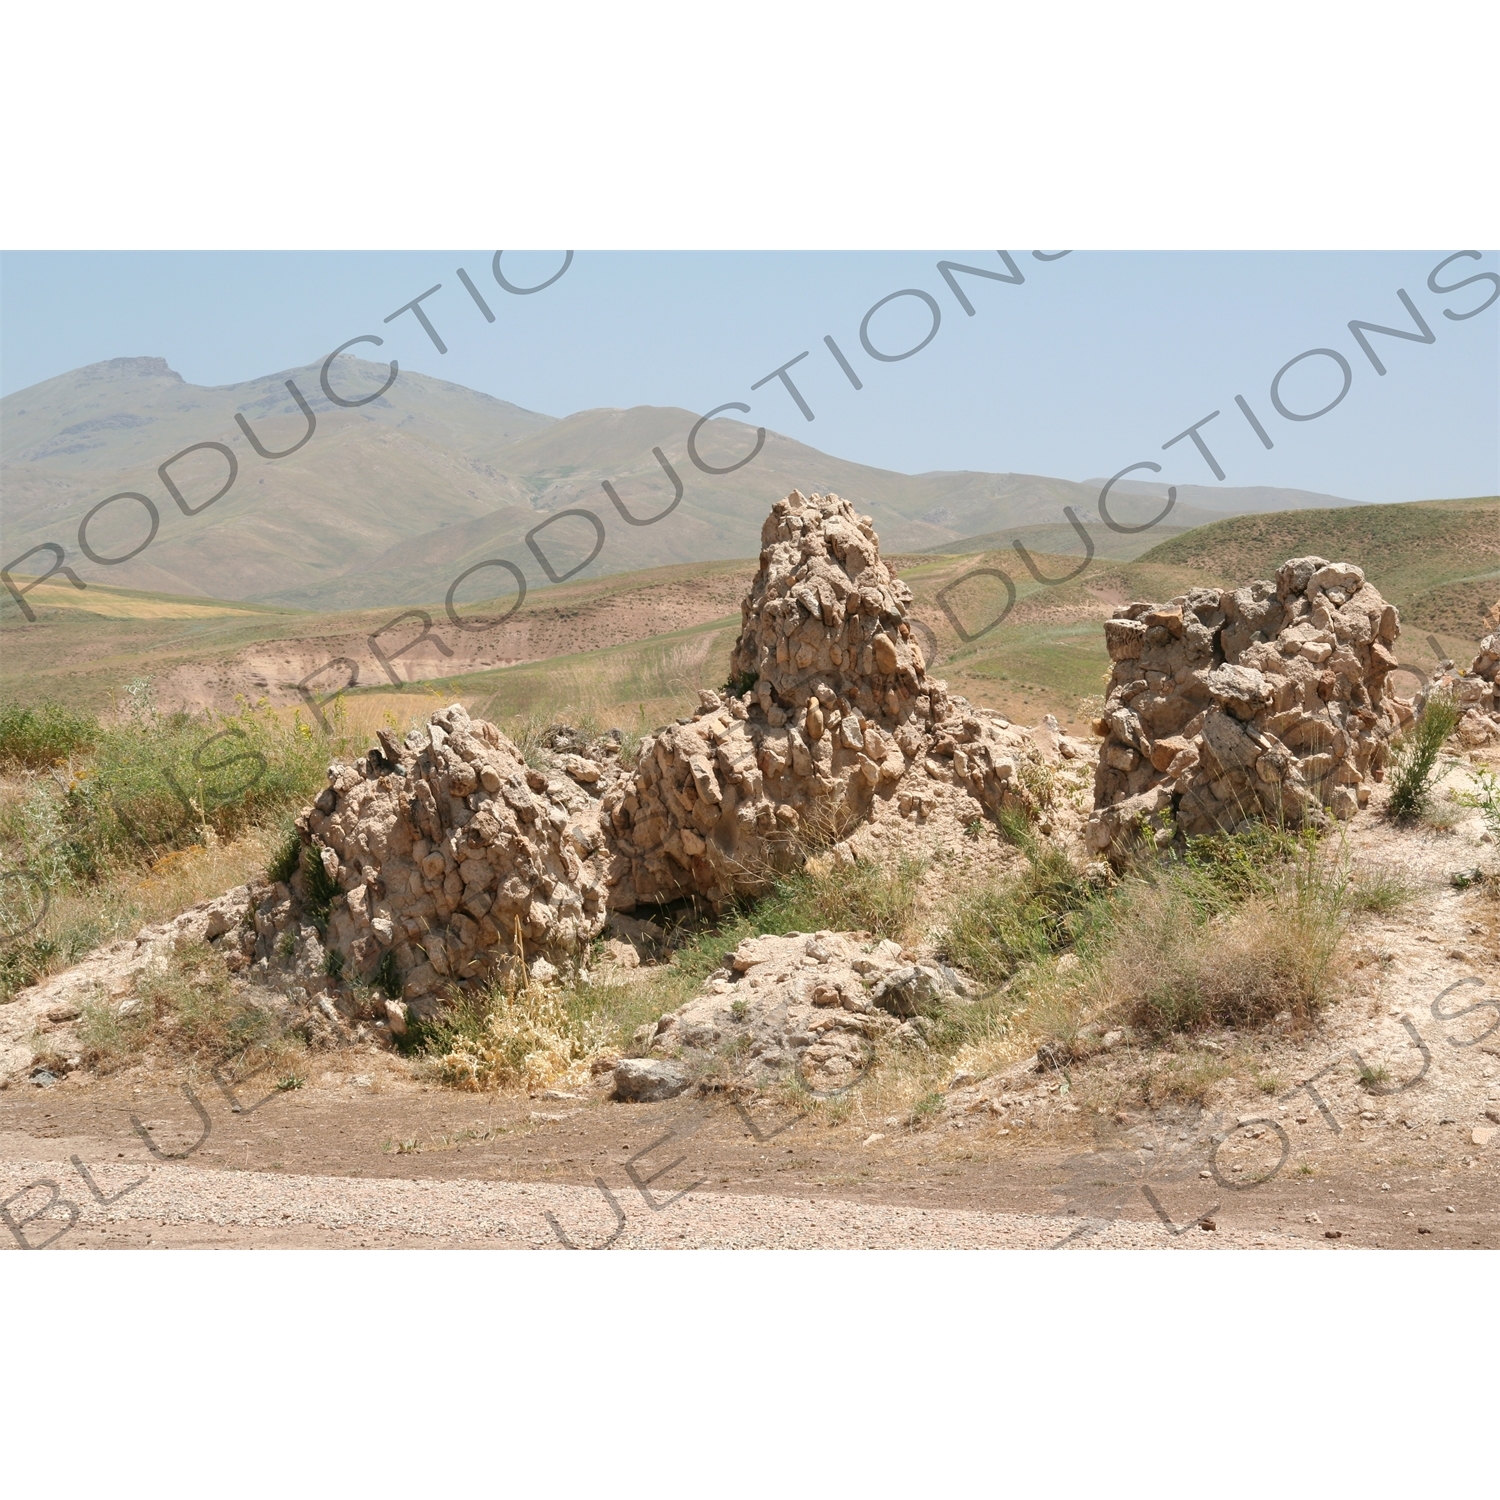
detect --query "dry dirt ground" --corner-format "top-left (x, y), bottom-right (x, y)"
top-left (3, 760), bottom-right (1497, 1252)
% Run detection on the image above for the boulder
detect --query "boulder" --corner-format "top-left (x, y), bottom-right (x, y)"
top-left (613, 1057), bottom-right (690, 1102)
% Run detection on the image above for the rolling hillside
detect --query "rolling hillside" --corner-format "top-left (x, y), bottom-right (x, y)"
top-left (7, 495), bottom-right (1492, 742)
top-left (1130, 496), bottom-right (1500, 637)
top-left (4, 355), bottom-right (1359, 613)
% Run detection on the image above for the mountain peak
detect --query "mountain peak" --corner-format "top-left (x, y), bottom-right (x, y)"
top-left (80, 356), bottom-right (183, 382)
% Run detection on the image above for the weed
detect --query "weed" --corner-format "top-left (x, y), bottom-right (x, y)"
top-left (276, 930), bottom-right (296, 960)
top-left (1387, 694), bottom-right (1461, 820)
top-left (1358, 1062), bottom-right (1391, 1090)
top-left (1019, 826), bottom-right (1347, 1055)
top-left (730, 998), bottom-right (749, 1022)
top-left (942, 836), bottom-right (1097, 987)
top-left (1138, 1049), bottom-right (1236, 1106)
top-left (78, 941), bottom-right (295, 1075)
top-left (1422, 798), bottom-right (1463, 832)
top-left (908, 1091), bottom-right (946, 1126)
top-left (375, 950), bottom-right (401, 999)
top-left (1455, 767), bottom-right (1500, 840)
top-left (1349, 865), bottom-right (1415, 914)
top-left (276, 1073), bottom-right (304, 1091)
top-left (267, 827), bottom-right (301, 885)
top-left (301, 845), bottom-right (340, 931)
top-left (411, 981), bottom-right (618, 1091)
top-left (1257, 1073), bottom-right (1284, 1095)
top-left (1294, 1162), bottom-right (1315, 1178)
top-left (323, 947), bottom-right (344, 980)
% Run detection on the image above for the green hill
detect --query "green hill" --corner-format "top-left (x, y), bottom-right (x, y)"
top-left (1131, 495), bottom-right (1500, 637)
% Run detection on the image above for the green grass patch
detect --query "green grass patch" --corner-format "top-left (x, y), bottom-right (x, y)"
top-left (0, 699), bottom-right (100, 769)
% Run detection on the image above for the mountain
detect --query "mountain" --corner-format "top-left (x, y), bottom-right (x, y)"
top-left (2, 355), bottom-right (1362, 614)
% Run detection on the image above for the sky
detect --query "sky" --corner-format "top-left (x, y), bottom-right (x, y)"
top-left (2, 250), bottom-right (1496, 504)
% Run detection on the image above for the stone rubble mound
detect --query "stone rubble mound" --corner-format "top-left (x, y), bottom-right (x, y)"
top-left (621, 928), bottom-right (976, 1097)
top-left (599, 489), bottom-right (1051, 910)
top-left (289, 703), bottom-right (614, 1009)
top-left (1086, 556), bottom-right (1407, 855)
top-left (1420, 615), bottom-right (1500, 749)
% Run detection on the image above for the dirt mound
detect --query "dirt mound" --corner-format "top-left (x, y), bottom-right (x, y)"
top-left (1086, 556), bottom-right (1406, 856)
top-left (599, 490), bottom-right (1055, 909)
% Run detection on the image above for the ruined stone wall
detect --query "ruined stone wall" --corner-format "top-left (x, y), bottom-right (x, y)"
top-left (598, 490), bottom-right (1046, 910)
top-left (1086, 556), bottom-right (1405, 855)
top-left (274, 492), bottom-right (1062, 1004)
top-left (298, 704), bottom-right (612, 1005)
top-left (1422, 615), bottom-right (1500, 748)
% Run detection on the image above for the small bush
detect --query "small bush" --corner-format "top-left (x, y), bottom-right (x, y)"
top-left (803, 855), bottom-right (927, 940)
top-left (1348, 865), bottom-right (1415, 914)
top-left (1022, 828), bottom-right (1347, 1049)
top-left (15, 699), bottom-right (338, 884)
top-left (907, 1091), bottom-right (946, 1126)
top-left (375, 950), bottom-right (401, 999)
top-left (1118, 885), bottom-right (1341, 1035)
top-left (267, 827), bottom-right (302, 885)
top-left (1387, 695), bottom-right (1461, 820)
top-left (1455, 767), bottom-right (1500, 840)
top-left (0, 700), bottom-right (99, 769)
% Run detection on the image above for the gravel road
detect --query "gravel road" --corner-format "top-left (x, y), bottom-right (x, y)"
top-left (1, 1156), bottom-right (1321, 1250)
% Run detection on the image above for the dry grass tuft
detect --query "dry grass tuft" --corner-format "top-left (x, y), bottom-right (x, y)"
top-left (78, 940), bottom-right (299, 1079)
top-left (416, 979), bottom-right (622, 1092)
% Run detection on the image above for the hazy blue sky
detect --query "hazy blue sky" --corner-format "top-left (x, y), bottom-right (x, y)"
top-left (2, 250), bottom-right (1495, 503)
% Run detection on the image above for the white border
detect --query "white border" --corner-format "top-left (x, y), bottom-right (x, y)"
top-left (2, 1), bottom-right (1496, 249)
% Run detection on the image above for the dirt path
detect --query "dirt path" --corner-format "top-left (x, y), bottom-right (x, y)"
top-left (3, 1048), bottom-right (1493, 1248)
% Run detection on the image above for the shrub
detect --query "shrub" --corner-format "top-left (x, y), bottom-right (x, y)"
top-left (801, 855), bottom-right (927, 940)
top-left (376, 950), bottom-right (402, 999)
top-left (300, 845), bottom-right (340, 931)
top-left (1055, 851), bottom-right (1344, 1040)
top-left (1455, 767), bottom-right (1500, 840)
top-left (1009, 826), bottom-right (1348, 1060)
top-left (267, 826), bottom-right (302, 884)
top-left (0, 699), bottom-right (99, 769)
top-left (43, 699), bottom-right (334, 880)
top-left (1387, 694), bottom-right (1461, 820)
